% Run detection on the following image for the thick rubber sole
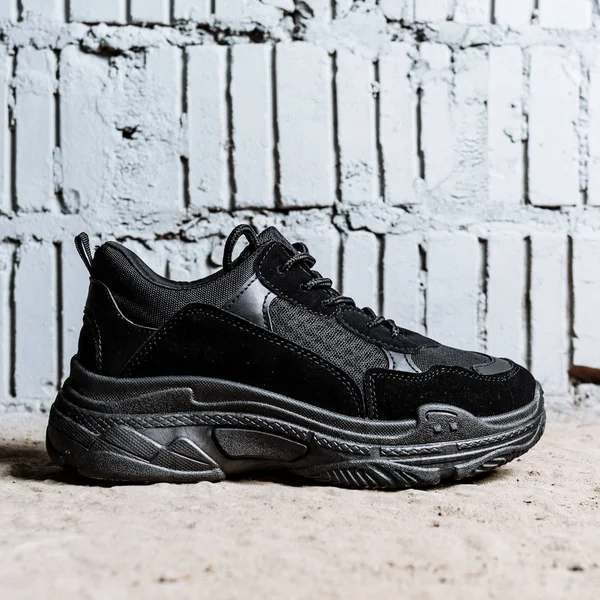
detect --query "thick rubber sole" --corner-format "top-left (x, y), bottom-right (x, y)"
top-left (46, 362), bottom-right (546, 490)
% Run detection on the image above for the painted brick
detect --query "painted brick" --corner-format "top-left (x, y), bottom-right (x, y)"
top-left (276, 43), bottom-right (335, 207)
top-left (111, 48), bottom-right (182, 212)
top-left (130, 0), bottom-right (170, 24)
top-left (420, 43), bottom-right (453, 191)
top-left (21, 0), bottom-right (63, 20)
top-left (342, 232), bottom-right (379, 311)
top-left (380, 0), bottom-right (414, 22)
top-left (231, 44), bottom-right (274, 209)
top-left (187, 45), bottom-right (229, 210)
top-left (0, 2), bottom-right (16, 19)
top-left (427, 234), bottom-right (480, 350)
top-left (63, 47), bottom-right (181, 215)
top-left (573, 236), bottom-right (600, 368)
top-left (451, 47), bottom-right (488, 202)
top-left (173, 0), bottom-right (211, 21)
top-left (69, 0), bottom-right (126, 23)
top-left (383, 234), bottom-right (421, 333)
top-left (538, 0), bottom-right (592, 31)
top-left (528, 47), bottom-right (581, 207)
top-left (454, 0), bottom-right (491, 25)
top-left (0, 47), bottom-right (9, 213)
top-left (215, 0), bottom-right (283, 21)
top-left (488, 46), bottom-right (523, 204)
top-left (530, 234), bottom-right (569, 396)
top-left (414, 0), bottom-right (450, 22)
top-left (60, 48), bottom-right (113, 214)
top-left (379, 43), bottom-right (418, 205)
top-left (493, 0), bottom-right (534, 28)
top-left (486, 234), bottom-right (526, 363)
top-left (15, 243), bottom-right (56, 400)
top-left (15, 49), bottom-right (56, 212)
top-left (336, 49), bottom-right (378, 205)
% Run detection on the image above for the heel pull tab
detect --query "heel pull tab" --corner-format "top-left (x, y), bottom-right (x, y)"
top-left (74, 232), bottom-right (93, 274)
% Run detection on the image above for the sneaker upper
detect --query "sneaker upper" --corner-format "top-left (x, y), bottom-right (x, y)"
top-left (76, 224), bottom-right (537, 420)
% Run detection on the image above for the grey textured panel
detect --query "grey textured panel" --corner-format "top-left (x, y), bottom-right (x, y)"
top-left (412, 345), bottom-right (491, 373)
top-left (384, 349), bottom-right (422, 373)
top-left (474, 358), bottom-right (513, 376)
top-left (224, 274), bottom-right (274, 330)
top-left (269, 297), bottom-right (387, 388)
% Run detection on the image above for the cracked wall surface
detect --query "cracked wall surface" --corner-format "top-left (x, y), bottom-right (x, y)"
top-left (1, 0), bottom-right (600, 413)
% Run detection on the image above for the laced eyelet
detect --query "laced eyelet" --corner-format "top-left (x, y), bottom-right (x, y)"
top-left (277, 264), bottom-right (289, 274)
top-left (322, 299), bottom-right (333, 308)
top-left (300, 282), bottom-right (309, 291)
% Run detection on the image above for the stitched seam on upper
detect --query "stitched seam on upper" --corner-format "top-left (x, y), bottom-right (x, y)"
top-left (122, 305), bottom-right (363, 416)
top-left (369, 364), bottom-right (520, 385)
top-left (223, 275), bottom-right (257, 310)
top-left (92, 281), bottom-right (158, 333)
top-left (84, 311), bottom-right (103, 374)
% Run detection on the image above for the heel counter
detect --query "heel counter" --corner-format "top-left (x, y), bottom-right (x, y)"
top-left (81, 280), bottom-right (156, 377)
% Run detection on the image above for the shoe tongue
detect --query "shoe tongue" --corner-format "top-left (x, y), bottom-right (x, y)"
top-left (256, 226), bottom-right (295, 251)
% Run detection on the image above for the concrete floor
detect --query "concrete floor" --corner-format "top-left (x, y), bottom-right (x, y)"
top-left (1, 413), bottom-right (599, 599)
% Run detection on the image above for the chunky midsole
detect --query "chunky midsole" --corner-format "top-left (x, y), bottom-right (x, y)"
top-left (57, 360), bottom-right (544, 449)
top-left (46, 360), bottom-right (546, 487)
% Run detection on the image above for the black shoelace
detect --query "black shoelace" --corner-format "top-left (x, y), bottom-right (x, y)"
top-left (223, 224), bottom-right (401, 338)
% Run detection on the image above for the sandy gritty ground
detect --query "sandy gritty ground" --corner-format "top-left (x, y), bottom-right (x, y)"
top-left (0, 413), bottom-right (599, 600)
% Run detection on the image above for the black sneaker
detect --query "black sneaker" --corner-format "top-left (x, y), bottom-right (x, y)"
top-left (46, 224), bottom-right (545, 489)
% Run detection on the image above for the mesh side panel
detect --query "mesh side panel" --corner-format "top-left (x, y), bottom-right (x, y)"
top-left (412, 345), bottom-right (491, 373)
top-left (269, 297), bottom-right (387, 388)
top-left (94, 245), bottom-right (257, 328)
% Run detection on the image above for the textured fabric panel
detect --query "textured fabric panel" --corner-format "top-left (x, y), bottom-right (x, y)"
top-left (412, 345), bottom-right (491, 373)
top-left (269, 297), bottom-right (387, 389)
top-left (93, 244), bottom-right (257, 328)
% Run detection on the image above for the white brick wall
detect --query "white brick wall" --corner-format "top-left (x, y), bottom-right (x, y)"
top-left (1, 1), bottom-right (599, 411)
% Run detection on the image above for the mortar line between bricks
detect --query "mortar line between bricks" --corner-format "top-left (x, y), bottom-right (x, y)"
top-left (8, 244), bottom-right (16, 398)
top-left (477, 237), bottom-right (489, 353)
top-left (54, 241), bottom-right (63, 391)
top-left (416, 86), bottom-right (425, 181)
top-left (9, 51), bottom-right (17, 215)
top-left (211, 0), bottom-right (217, 16)
top-left (490, 0), bottom-right (496, 24)
top-left (16, 0), bottom-right (23, 21)
top-left (524, 236), bottom-right (532, 370)
top-left (271, 44), bottom-right (282, 209)
top-left (225, 46), bottom-right (236, 211)
top-left (578, 53), bottom-right (590, 206)
top-left (373, 60), bottom-right (385, 203)
top-left (53, 49), bottom-right (67, 215)
top-left (125, 0), bottom-right (132, 23)
top-left (180, 48), bottom-right (190, 212)
top-left (169, 0), bottom-right (175, 24)
top-left (567, 235), bottom-right (575, 370)
top-left (64, 0), bottom-right (70, 23)
top-left (331, 52), bottom-right (342, 204)
top-left (522, 49), bottom-right (531, 206)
